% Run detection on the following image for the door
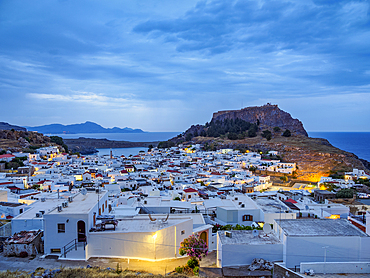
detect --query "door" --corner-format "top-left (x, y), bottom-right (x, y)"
top-left (200, 231), bottom-right (207, 247)
top-left (77, 220), bottom-right (86, 242)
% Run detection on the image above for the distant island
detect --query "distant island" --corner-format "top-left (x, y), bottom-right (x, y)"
top-left (26, 121), bottom-right (145, 134)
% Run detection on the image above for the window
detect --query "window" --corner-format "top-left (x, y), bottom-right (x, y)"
top-left (58, 223), bottom-right (65, 233)
top-left (105, 200), bottom-right (107, 208)
top-left (51, 248), bottom-right (61, 253)
top-left (181, 230), bottom-right (185, 235)
top-left (242, 215), bottom-right (253, 221)
top-left (19, 209), bottom-right (23, 214)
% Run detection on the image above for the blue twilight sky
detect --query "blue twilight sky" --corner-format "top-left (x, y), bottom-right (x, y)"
top-left (0, 0), bottom-right (370, 132)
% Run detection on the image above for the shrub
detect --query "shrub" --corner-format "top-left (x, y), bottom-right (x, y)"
top-left (282, 129), bottom-right (291, 137)
top-left (273, 126), bottom-right (281, 132)
top-left (175, 266), bottom-right (183, 273)
top-left (227, 133), bottom-right (238, 140)
top-left (193, 266), bottom-right (200, 276)
top-left (187, 257), bottom-right (199, 269)
top-left (179, 234), bottom-right (208, 260)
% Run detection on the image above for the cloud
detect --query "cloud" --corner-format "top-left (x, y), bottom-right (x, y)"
top-left (0, 0), bottom-right (369, 131)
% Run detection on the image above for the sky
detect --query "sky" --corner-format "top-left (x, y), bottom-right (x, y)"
top-left (0, 0), bottom-right (370, 132)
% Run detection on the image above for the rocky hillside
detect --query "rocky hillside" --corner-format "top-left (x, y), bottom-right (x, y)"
top-left (0, 130), bottom-right (52, 152)
top-left (193, 135), bottom-right (368, 182)
top-left (212, 103), bottom-right (307, 136)
top-left (170, 104), bottom-right (369, 182)
top-left (0, 122), bottom-right (26, 131)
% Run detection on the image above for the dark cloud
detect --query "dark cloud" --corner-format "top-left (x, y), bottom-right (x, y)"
top-left (0, 0), bottom-right (369, 131)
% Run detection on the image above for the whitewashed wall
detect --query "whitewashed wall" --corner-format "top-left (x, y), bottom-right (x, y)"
top-left (87, 219), bottom-right (192, 260)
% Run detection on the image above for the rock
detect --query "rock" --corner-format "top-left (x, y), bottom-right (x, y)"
top-left (212, 104), bottom-right (308, 136)
top-left (248, 258), bottom-right (273, 271)
top-left (51, 269), bottom-right (61, 274)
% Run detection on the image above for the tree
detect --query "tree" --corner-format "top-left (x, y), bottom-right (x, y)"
top-left (282, 129), bottom-right (291, 137)
top-left (261, 130), bottom-right (272, 141)
top-left (148, 144), bottom-right (154, 152)
top-left (336, 188), bottom-right (356, 198)
top-left (227, 132), bottom-right (238, 140)
top-left (179, 234), bottom-right (208, 261)
top-left (185, 133), bottom-right (193, 141)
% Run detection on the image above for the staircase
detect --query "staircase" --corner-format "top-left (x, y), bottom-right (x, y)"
top-left (60, 238), bottom-right (86, 259)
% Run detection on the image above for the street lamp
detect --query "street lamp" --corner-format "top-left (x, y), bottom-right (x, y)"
top-left (152, 233), bottom-right (157, 260)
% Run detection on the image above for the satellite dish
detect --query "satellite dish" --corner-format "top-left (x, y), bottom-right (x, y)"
top-left (252, 229), bottom-right (259, 237)
top-left (81, 188), bottom-right (87, 195)
top-left (263, 223), bottom-right (272, 234)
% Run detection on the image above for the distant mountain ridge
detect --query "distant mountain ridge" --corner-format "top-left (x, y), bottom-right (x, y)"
top-left (0, 122), bottom-right (26, 131)
top-left (26, 121), bottom-right (145, 134)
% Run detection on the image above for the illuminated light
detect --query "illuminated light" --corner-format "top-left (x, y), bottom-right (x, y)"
top-left (326, 214), bottom-right (340, 219)
top-left (152, 233), bottom-right (157, 240)
top-left (258, 222), bottom-right (264, 227)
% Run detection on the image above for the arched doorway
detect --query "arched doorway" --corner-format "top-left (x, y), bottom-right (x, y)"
top-left (199, 231), bottom-right (207, 247)
top-left (77, 220), bottom-right (86, 242)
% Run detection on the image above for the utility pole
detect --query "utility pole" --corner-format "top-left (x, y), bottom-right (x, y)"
top-left (323, 246), bottom-right (329, 274)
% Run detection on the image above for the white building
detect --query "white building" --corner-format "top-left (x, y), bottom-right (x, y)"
top-left (43, 190), bottom-right (109, 257)
top-left (274, 219), bottom-right (370, 268)
top-left (217, 230), bottom-right (283, 267)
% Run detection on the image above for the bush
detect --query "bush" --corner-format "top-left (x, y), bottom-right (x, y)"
top-left (227, 133), bottom-right (238, 140)
top-left (187, 257), bottom-right (199, 269)
top-left (262, 130), bottom-right (272, 141)
top-left (193, 266), bottom-right (199, 276)
top-left (179, 234), bottom-right (208, 260)
top-left (336, 188), bottom-right (356, 198)
top-left (273, 126), bottom-right (281, 132)
top-left (282, 129), bottom-right (291, 137)
top-left (175, 266), bottom-right (183, 273)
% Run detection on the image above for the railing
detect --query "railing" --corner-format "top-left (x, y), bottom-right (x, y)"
top-left (61, 238), bottom-right (86, 258)
top-left (0, 222), bottom-right (12, 237)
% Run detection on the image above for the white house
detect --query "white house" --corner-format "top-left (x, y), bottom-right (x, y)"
top-left (217, 230), bottom-right (283, 267)
top-left (274, 219), bottom-right (370, 269)
top-left (43, 190), bottom-right (109, 257)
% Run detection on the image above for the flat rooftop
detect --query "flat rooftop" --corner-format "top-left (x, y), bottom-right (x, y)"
top-left (254, 197), bottom-right (291, 213)
top-left (48, 191), bottom-right (107, 215)
top-left (95, 215), bottom-right (193, 233)
top-left (278, 219), bottom-right (369, 237)
top-left (13, 199), bottom-right (66, 220)
top-left (218, 230), bottom-right (281, 245)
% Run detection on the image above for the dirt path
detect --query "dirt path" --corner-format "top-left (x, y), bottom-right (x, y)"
top-left (0, 252), bottom-right (216, 275)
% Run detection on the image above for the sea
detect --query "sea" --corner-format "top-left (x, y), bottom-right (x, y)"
top-left (54, 131), bottom-right (369, 161)
top-left (53, 132), bottom-right (180, 157)
top-left (308, 132), bottom-right (370, 162)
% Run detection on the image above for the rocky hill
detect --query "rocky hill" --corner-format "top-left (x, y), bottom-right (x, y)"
top-left (212, 103), bottom-right (307, 136)
top-left (0, 122), bottom-right (26, 131)
top-left (170, 104), bottom-right (369, 182)
top-left (194, 135), bottom-right (368, 182)
top-left (0, 130), bottom-right (52, 152)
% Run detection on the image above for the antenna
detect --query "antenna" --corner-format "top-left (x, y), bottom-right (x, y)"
top-left (81, 188), bottom-right (87, 195)
top-left (252, 229), bottom-right (259, 237)
top-left (263, 223), bottom-right (272, 234)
